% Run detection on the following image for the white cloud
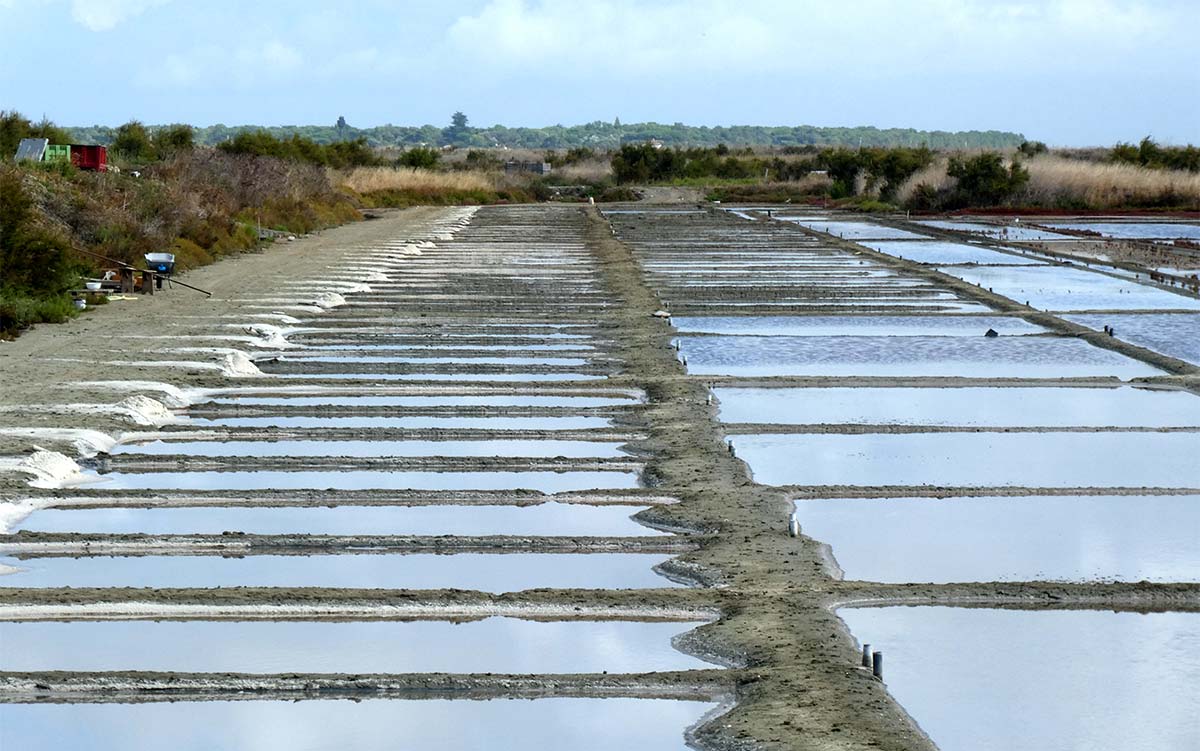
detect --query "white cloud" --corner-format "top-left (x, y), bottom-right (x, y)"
top-left (445, 0), bottom-right (1187, 77)
top-left (137, 39), bottom-right (304, 89)
top-left (70, 0), bottom-right (169, 31)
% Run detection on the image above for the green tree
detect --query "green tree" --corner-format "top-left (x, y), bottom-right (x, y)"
top-left (947, 153), bottom-right (1029, 206)
top-left (152, 124), bottom-right (195, 158)
top-left (111, 120), bottom-right (155, 160)
top-left (396, 146), bottom-right (440, 169)
top-left (451, 111), bottom-right (468, 129)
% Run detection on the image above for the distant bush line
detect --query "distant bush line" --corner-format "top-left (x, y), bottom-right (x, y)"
top-left (64, 121), bottom-right (1025, 151)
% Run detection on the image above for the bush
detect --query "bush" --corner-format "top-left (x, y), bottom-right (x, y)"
top-left (112, 120), bottom-right (155, 161)
top-left (153, 124), bottom-right (195, 158)
top-left (219, 131), bottom-right (379, 168)
top-left (396, 147), bottom-right (440, 169)
top-left (946, 153), bottom-right (1029, 206)
top-left (0, 169), bottom-right (80, 334)
top-left (1110, 137), bottom-right (1199, 172)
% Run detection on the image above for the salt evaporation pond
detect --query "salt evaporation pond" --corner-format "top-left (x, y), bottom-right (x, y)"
top-left (207, 395), bottom-right (637, 407)
top-left (271, 373), bottom-right (608, 382)
top-left (940, 265), bottom-right (1200, 311)
top-left (735, 433), bottom-right (1200, 487)
top-left (1042, 222), bottom-right (1200, 241)
top-left (672, 315), bottom-right (1043, 337)
top-left (860, 240), bottom-right (1044, 266)
top-left (13, 502), bottom-right (663, 537)
top-left (112, 439), bottom-right (629, 459)
top-left (714, 386), bottom-right (1200, 427)
top-left (799, 495), bottom-right (1200, 582)
top-left (916, 219), bottom-right (1074, 241)
top-left (92, 470), bottom-right (640, 491)
top-left (676, 335), bottom-right (1161, 378)
top-left (187, 415), bottom-right (613, 429)
top-left (0, 618), bottom-right (708, 673)
top-left (0, 697), bottom-right (719, 751)
top-left (839, 607), bottom-right (1200, 751)
top-left (1063, 313), bottom-right (1200, 365)
top-left (779, 219), bottom-right (930, 240)
top-left (0, 552), bottom-right (678, 590)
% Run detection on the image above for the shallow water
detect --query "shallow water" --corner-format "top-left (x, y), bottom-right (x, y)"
top-left (677, 335), bottom-right (1161, 378)
top-left (92, 470), bottom-right (640, 491)
top-left (272, 373), bottom-right (608, 382)
top-left (735, 432), bottom-right (1200, 487)
top-left (13, 502), bottom-right (662, 537)
top-left (799, 495), bottom-right (1200, 582)
top-left (916, 219), bottom-right (1074, 242)
top-left (779, 219), bottom-right (930, 240)
top-left (838, 607), bottom-right (1200, 751)
top-left (0, 617), bottom-right (706, 672)
top-left (276, 355), bottom-right (590, 366)
top-left (714, 386), bottom-right (1200, 427)
top-left (208, 395), bottom-right (637, 408)
top-left (1062, 313), bottom-right (1200, 365)
top-left (0, 552), bottom-right (678, 590)
top-left (860, 240), bottom-right (1044, 266)
top-left (672, 315), bottom-right (1044, 337)
top-left (941, 265), bottom-right (1200, 311)
top-left (0, 697), bottom-right (718, 751)
top-left (188, 415), bottom-right (614, 430)
top-left (1042, 221), bottom-right (1200, 241)
top-left (113, 439), bottom-right (629, 459)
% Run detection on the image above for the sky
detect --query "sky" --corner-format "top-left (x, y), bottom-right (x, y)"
top-left (0, 0), bottom-right (1196, 146)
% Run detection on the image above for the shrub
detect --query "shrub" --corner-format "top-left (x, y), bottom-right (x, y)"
top-left (396, 147), bottom-right (440, 169)
top-left (946, 153), bottom-right (1029, 206)
top-left (112, 120), bottom-right (155, 161)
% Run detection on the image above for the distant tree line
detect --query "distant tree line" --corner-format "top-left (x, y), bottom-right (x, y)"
top-left (64, 118), bottom-right (1025, 151)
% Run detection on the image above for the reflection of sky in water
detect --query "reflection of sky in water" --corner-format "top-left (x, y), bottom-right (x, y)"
top-left (736, 432), bottom-right (1200, 487)
top-left (0, 618), bottom-right (707, 673)
top-left (940, 265), bottom-right (1200, 311)
top-left (0, 697), bottom-right (718, 751)
top-left (274, 355), bottom-right (590, 366)
top-left (673, 315), bottom-right (1044, 337)
top-left (715, 386), bottom-right (1200, 427)
top-left (188, 415), bottom-right (613, 430)
top-left (92, 470), bottom-right (640, 491)
top-left (1063, 313), bottom-right (1200, 365)
top-left (1042, 222), bottom-right (1200, 241)
top-left (861, 240), bottom-right (1044, 266)
top-left (677, 335), bottom-right (1161, 378)
top-left (780, 219), bottom-right (930, 240)
top-left (916, 219), bottom-right (1073, 241)
top-left (14, 502), bottom-right (661, 537)
top-left (839, 607), bottom-right (1200, 751)
top-left (208, 395), bottom-right (635, 407)
top-left (800, 495), bottom-right (1200, 582)
top-left (113, 439), bottom-right (629, 459)
top-left (0, 552), bottom-right (676, 590)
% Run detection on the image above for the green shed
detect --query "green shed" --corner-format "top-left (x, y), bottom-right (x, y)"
top-left (44, 144), bottom-right (71, 163)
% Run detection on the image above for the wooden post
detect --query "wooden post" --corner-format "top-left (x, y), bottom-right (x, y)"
top-left (120, 268), bottom-right (135, 293)
top-left (143, 270), bottom-right (155, 295)
top-left (788, 513), bottom-right (800, 538)
top-left (861, 643), bottom-right (871, 667)
top-left (872, 651), bottom-right (883, 679)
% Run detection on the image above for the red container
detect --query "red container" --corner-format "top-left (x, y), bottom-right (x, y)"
top-left (70, 145), bottom-right (107, 171)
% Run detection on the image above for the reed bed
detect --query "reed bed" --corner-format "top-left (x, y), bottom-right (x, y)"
top-left (335, 167), bottom-right (495, 194)
top-left (1021, 156), bottom-right (1200, 209)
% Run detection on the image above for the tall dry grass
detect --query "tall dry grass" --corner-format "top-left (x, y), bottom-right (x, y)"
top-left (555, 158), bottom-right (613, 183)
top-left (894, 157), bottom-right (953, 205)
top-left (896, 154), bottom-right (1200, 210)
top-left (1022, 156), bottom-right (1200, 209)
top-left (335, 167), bottom-right (495, 194)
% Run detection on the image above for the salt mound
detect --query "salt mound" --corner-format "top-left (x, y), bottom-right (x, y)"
top-left (16, 449), bottom-right (88, 489)
top-left (115, 395), bottom-right (175, 426)
top-left (310, 292), bottom-right (347, 309)
top-left (220, 351), bottom-right (262, 377)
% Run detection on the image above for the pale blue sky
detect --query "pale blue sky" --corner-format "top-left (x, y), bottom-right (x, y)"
top-left (1, 0), bottom-right (1196, 145)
